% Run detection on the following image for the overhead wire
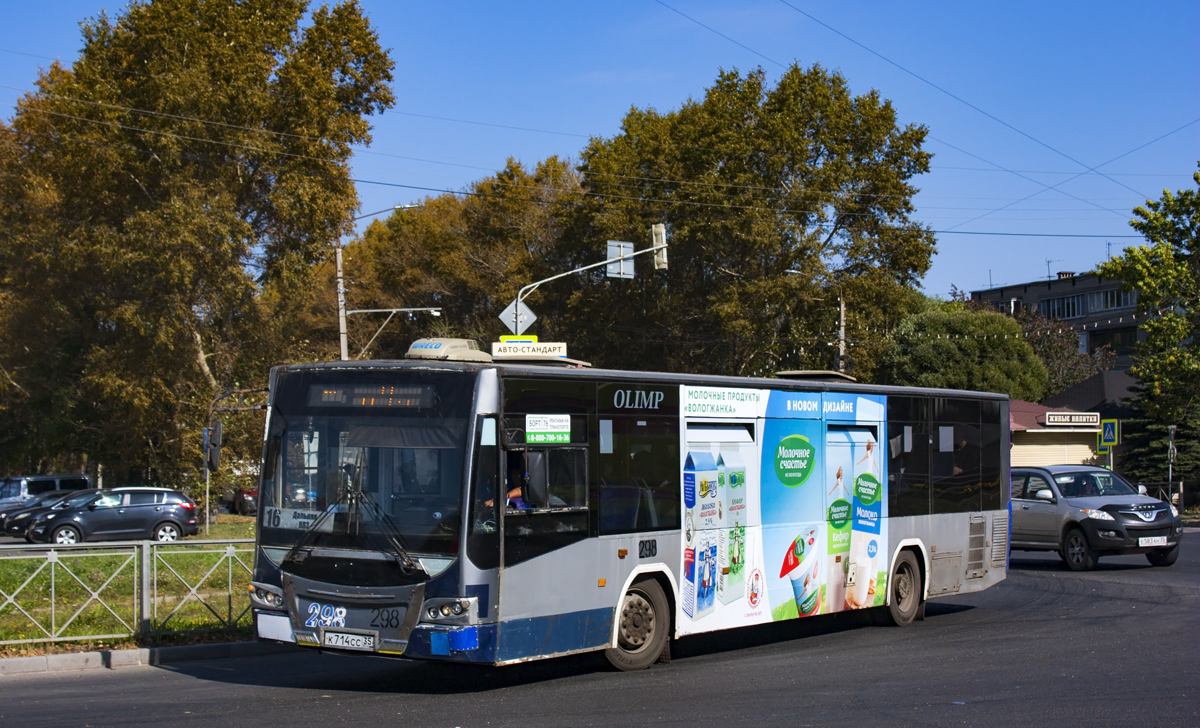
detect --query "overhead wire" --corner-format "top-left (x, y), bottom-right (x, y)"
top-left (2, 123), bottom-right (1143, 240)
top-left (773, 0), bottom-right (1152, 200)
top-left (653, 0), bottom-right (1180, 223)
top-left (5, 83), bottom-right (1166, 214)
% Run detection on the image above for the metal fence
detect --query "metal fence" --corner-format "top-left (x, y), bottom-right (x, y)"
top-left (0, 539), bottom-right (254, 646)
top-left (1141, 481), bottom-right (1185, 510)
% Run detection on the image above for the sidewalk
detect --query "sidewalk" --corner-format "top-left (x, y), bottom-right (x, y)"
top-left (0, 640), bottom-right (299, 676)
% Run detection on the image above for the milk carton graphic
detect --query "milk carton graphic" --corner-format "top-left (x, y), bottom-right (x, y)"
top-left (717, 525), bottom-right (746, 605)
top-left (847, 460), bottom-right (883, 609)
top-left (684, 452), bottom-right (721, 531)
top-left (779, 525), bottom-right (822, 617)
top-left (825, 497), bottom-right (852, 613)
top-left (683, 531), bottom-right (718, 619)
top-left (717, 450), bottom-right (747, 529)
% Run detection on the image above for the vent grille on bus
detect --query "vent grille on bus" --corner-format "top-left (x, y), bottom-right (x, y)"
top-left (991, 512), bottom-right (1009, 568)
top-left (966, 514), bottom-right (986, 578)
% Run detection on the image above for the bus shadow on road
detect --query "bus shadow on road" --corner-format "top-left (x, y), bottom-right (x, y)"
top-left (163, 607), bottom-right (979, 694)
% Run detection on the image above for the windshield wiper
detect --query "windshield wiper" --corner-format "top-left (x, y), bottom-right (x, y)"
top-left (282, 451), bottom-right (422, 575)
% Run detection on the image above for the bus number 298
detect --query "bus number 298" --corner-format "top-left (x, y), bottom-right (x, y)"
top-left (638, 539), bottom-right (657, 558)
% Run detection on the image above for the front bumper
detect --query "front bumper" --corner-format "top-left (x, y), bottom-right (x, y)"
top-left (1081, 517), bottom-right (1183, 553)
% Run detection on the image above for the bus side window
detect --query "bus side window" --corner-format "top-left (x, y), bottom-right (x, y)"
top-left (887, 395), bottom-right (931, 517)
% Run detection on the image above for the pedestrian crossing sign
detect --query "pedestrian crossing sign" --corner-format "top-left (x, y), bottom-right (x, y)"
top-left (1096, 433), bottom-right (1109, 455)
top-left (1100, 419), bottom-right (1119, 447)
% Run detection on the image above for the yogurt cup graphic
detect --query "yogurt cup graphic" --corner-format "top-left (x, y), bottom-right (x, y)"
top-left (783, 527), bottom-right (821, 616)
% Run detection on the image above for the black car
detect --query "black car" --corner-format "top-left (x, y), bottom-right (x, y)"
top-left (27, 487), bottom-right (199, 544)
top-left (0, 490), bottom-right (75, 538)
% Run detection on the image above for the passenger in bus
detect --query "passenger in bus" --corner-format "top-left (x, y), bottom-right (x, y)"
top-left (484, 457), bottom-right (531, 510)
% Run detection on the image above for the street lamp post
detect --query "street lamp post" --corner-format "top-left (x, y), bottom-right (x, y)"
top-left (337, 204), bottom-right (421, 361)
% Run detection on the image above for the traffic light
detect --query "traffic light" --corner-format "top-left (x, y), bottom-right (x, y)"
top-left (651, 223), bottom-right (668, 270)
top-left (205, 420), bottom-right (222, 472)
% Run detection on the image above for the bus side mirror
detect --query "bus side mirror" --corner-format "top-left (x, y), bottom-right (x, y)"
top-left (524, 451), bottom-right (548, 507)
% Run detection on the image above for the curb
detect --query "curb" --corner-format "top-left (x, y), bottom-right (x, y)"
top-left (0, 640), bottom-right (300, 677)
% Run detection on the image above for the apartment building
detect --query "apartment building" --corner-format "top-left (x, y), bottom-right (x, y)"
top-left (971, 271), bottom-right (1143, 370)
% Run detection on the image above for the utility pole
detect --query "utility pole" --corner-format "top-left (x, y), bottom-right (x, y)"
top-left (837, 294), bottom-right (846, 373)
top-left (336, 245), bottom-right (349, 362)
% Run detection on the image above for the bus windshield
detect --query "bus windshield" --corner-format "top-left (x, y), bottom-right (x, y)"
top-left (258, 369), bottom-right (476, 578)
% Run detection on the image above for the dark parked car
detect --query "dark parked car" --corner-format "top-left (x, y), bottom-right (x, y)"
top-left (27, 487), bottom-right (199, 544)
top-left (0, 474), bottom-right (92, 511)
top-left (0, 491), bottom-right (74, 538)
top-left (1011, 465), bottom-right (1183, 570)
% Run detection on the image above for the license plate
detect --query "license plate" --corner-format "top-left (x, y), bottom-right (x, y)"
top-left (1139, 536), bottom-right (1167, 547)
top-left (322, 630), bottom-right (376, 651)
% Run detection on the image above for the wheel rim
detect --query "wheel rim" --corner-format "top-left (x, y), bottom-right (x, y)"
top-left (894, 562), bottom-right (915, 610)
top-left (1067, 535), bottom-right (1085, 565)
top-left (617, 591), bottom-right (655, 652)
top-left (157, 526), bottom-right (178, 542)
top-left (55, 529), bottom-right (77, 545)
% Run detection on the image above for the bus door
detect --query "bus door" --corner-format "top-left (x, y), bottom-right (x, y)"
top-left (825, 425), bottom-right (884, 612)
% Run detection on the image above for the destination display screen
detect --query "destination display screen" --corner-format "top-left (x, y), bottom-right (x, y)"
top-left (307, 384), bottom-right (435, 409)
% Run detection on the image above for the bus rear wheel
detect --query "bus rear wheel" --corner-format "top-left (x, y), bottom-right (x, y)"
top-left (605, 578), bottom-right (670, 671)
top-left (887, 550), bottom-right (922, 626)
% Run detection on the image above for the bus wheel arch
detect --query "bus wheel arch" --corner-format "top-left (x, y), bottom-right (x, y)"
top-left (887, 540), bottom-right (929, 623)
top-left (606, 568), bottom-right (675, 671)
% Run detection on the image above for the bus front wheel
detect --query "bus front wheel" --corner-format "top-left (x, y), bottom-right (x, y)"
top-left (605, 578), bottom-right (670, 671)
top-left (887, 550), bottom-right (922, 626)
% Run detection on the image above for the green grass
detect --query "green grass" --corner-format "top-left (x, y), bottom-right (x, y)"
top-left (190, 513), bottom-right (256, 540)
top-left (0, 536), bottom-right (257, 647)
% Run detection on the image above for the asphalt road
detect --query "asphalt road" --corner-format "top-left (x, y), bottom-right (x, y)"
top-left (3, 535), bottom-right (1198, 727)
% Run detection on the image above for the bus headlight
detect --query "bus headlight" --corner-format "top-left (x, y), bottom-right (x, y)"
top-left (421, 597), bottom-right (477, 625)
top-left (249, 582), bottom-right (285, 609)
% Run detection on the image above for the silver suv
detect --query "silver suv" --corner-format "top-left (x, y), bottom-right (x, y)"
top-left (1011, 465), bottom-right (1183, 570)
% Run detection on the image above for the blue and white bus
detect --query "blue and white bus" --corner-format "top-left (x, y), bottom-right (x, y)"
top-left (250, 339), bottom-right (1009, 670)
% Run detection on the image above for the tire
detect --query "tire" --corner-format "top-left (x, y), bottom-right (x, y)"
top-left (53, 525), bottom-right (81, 545)
top-left (605, 578), bottom-right (670, 671)
top-left (1062, 528), bottom-right (1097, 571)
top-left (1146, 544), bottom-right (1179, 567)
top-left (154, 522), bottom-right (181, 542)
top-left (887, 550), bottom-right (923, 626)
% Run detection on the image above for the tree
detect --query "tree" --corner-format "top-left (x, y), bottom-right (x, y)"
top-left (878, 302), bottom-right (1049, 400)
top-left (551, 64), bottom-right (935, 377)
top-left (1119, 404), bottom-right (1200, 488)
top-left (345, 157), bottom-right (583, 357)
top-left (949, 285), bottom-right (1113, 399)
top-left (1097, 165), bottom-right (1199, 424)
top-left (0, 0), bottom-right (394, 485)
top-left (1013, 308), bottom-right (1114, 399)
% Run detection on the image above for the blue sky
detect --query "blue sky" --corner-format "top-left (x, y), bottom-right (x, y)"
top-left (2, 1), bottom-right (1197, 297)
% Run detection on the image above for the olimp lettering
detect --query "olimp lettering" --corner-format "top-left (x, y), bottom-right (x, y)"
top-left (613, 389), bottom-right (665, 410)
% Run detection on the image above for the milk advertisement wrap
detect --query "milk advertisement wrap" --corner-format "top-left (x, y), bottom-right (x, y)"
top-left (677, 387), bottom-right (888, 636)
top-left (683, 531), bottom-right (718, 619)
top-left (717, 525), bottom-right (746, 605)
top-left (684, 452), bottom-right (720, 531)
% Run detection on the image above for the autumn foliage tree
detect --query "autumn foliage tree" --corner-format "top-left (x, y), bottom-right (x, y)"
top-left (0, 0), bottom-right (393, 485)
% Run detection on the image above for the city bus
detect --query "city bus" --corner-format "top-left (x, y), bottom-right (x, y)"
top-left (249, 339), bottom-right (1009, 670)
